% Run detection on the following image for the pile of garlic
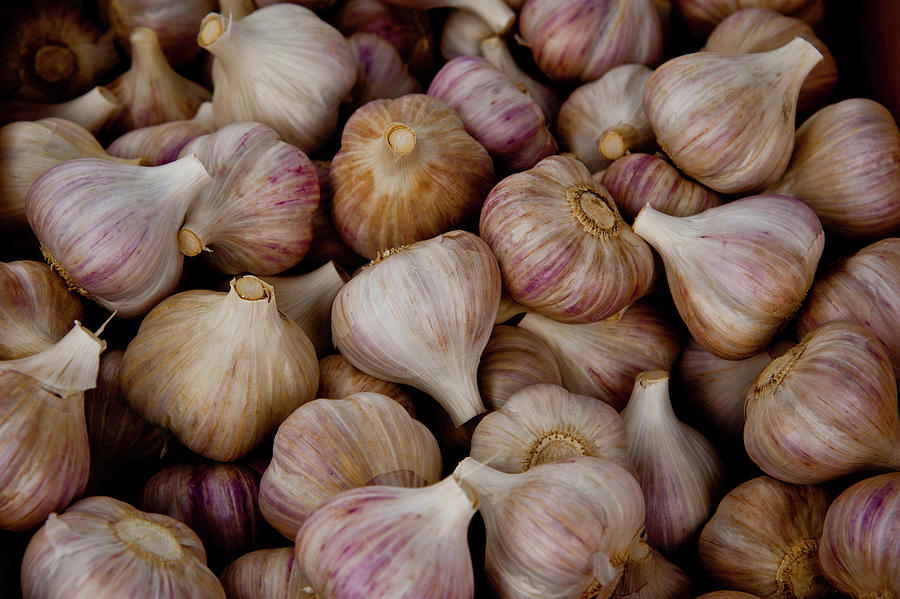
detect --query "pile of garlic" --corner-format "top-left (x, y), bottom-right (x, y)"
top-left (2, 0), bottom-right (900, 598)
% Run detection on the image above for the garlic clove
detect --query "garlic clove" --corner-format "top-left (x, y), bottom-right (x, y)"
top-left (0, 86), bottom-right (122, 135)
top-left (347, 32), bottom-right (421, 110)
top-left (477, 325), bottom-right (562, 411)
top-left (441, 9), bottom-right (494, 60)
top-left (220, 547), bottom-right (315, 599)
top-left (384, 0), bottom-right (515, 34)
top-left (632, 196), bottom-right (824, 360)
top-left (611, 538), bottom-right (692, 599)
top-left (672, 0), bottom-right (825, 37)
top-left (317, 354), bottom-right (418, 417)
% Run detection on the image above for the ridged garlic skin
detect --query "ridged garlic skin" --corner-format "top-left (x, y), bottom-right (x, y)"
top-left (107, 120), bottom-right (211, 165)
top-left (611, 540), bottom-right (692, 599)
top-left (632, 196), bottom-right (824, 360)
top-left (0, 86), bottom-right (122, 135)
top-left (383, 0), bottom-right (515, 35)
top-left (480, 154), bottom-right (656, 324)
top-left (259, 392), bottom-right (441, 539)
top-left (348, 32), bottom-right (421, 108)
top-left (698, 476), bottom-right (833, 599)
top-left (331, 231), bottom-right (500, 426)
top-left (477, 326), bottom-right (562, 411)
top-left (317, 354), bottom-right (418, 417)
top-left (119, 277), bottom-right (319, 462)
top-left (220, 547), bottom-right (315, 599)
top-left (296, 476), bottom-right (477, 599)
top-left (199, 5), bottom-right (356, 153)
top-left (672, 0), bottom-right (825, 36)
top-left (26, 155), bottom-right (212, 318)
top-left (21, 496), bottom-right (225, 598)
top-left (177, 121), bottom-right (320, 275)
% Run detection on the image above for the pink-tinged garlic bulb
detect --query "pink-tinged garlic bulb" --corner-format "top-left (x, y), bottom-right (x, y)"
top-left (699, 476), bottom-right (833, 599)
top-left (21, 496), bottom-right (225, 598)
top-left (317, 354), bottom-right (418, 417)
top-left (176, 121), bottom-right (319, 275)
top-left (199, 5), bottom-right (356, 154)
top-left (296, 475), bottom-right (477, 599)
top-left (601, 153), bottom-right (721, 222)
top-left (480, 154), bottom-right (656, 324)
top-left (330, 94), bottom-right (494, 259)
top-left (672, 0), bottom-right (824, 36)
top-left (221, 547), bottom-right (315, 599)
top-left (384, 0), bottom-right (515, 34)
top-left (558, 64), bottom-right (655, 171)
top-left (819, 472), bottom-right (900, 599)
top-left (441, 9), bottom-right (493, 59)
top-left (106, 104), bottom-right (214, 165)
top-left (0, 323), bottom-right (104, 531)
top-left (632, 196), bottom-right (824, 360)
top-left (744, 322), bottom-right (900, 484)
top-left (348, 32), bottom-right (421, 109)
top-left (0, 86), bottom-right (122, 134)
top-left (611, 538), bottom-right (692, 599)
top-left (332, 231), bottom-right (500, 426)
top-left (643, 38), bottom-right (822, 194)
top-left (519, 0), bottom-right (663, 82)
top-left (428, 56), bottom-right (557, 172)
top-left (26, 155), bottom-right (211, 318)
top-left (455, 456), bottom-right (645, 599)
top-left (470, 383), bottom-right (631, 474)
top-left (119, 276), bottom-right (319, 462)
top-left (477, 325), bottom-right (562, 411)
top-left (519, 301), bottom-right (681, 410)
top-left (764, 98), bottom-right (900, 238)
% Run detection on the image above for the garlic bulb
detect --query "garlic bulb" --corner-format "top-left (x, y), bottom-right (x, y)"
top-left (296, 475), bottom-right (477, 599)
top-left (259, 392), bottom-right (441, 539)
top-left (764, 98), bottom-right (900, 238)
top-left (558, 64), bottom-right (655, 171)
top-left (330, 94), bottom-right (494, 259)
top-left (221, 547), bottom-right (315, 599)
top-left (384, 0), bottom-right (515, 34)
top-left (612, 538), bottom-right (692, 599)
top-left (106, 106), bottom-right (213, 165)
top-left (26, 155), bottom-right (212, 318)
top-left (819, 472), bottom-right (900, 599)
top-left (199, 4), bottom-right (356, 153)
top-left (601, 153), bottom-right (722, 222)
top-left (480, 154), bottom-right (656, 324)
top-left (119, 276), bottom-right (319, 461)
top-left (632, 196), bottom-right (824, 360)
top-left (470, 383), bottom-right (631, 474)
top-left (0, 86), bottom-right (122, 134)
top-left (643, 38), bottom-right (822, 194)
top-left (697, 593), bottom-right (766, 599)
top-left (454, 456), bottom-right (645, 599)
top-left (176, 121), bottom-right (319, 275)
top-left (317, 354), bottom-right (418, 417)
top-left (348, 32), bottom-right (421, 109)
top-left (698, 476), bottom-right (833, 599)
top-left (672, 0), bottom-right (825, 36)
top-left (496, 293), bottom-right (528, 324)
top-left (744, 322), bottom-right (900, 483)
top-left (300, 160), bottom-right (365, 274)
top-left (441, 9), bottom-right (493, 60)
top-left (21, 496), bottom-right (225, 598)
top-left (478, 325), bottom-right (562, 411)
top-left (518, 301), bottom-right (681, 410)
top-left (519, 0), bottom-right (663, 82)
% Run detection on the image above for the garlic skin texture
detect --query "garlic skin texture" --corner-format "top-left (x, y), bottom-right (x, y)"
top-left (454, 456), bottom-right (645, 599)
top-left (220, 547), bottom-right (315, 599)
top-left (21, 496), bottom-right (225, 599)
top-left (332, 231), bottom-right (500, 426)
top-left (441, 9), bottom-right (493, 60)
top-left (698, 476), bottom-right (833, 599)
top-left (744, 322), bottom-right (900, 484)
top-left (478, 325), bottom-right (563, 411)
top-left (643, 38), bottom-right (822, 194)
top-left (119, 276), bottom-right (319, 462)
top-left (296, 475), bottom-right (477, 599)
top-left (479, 154), bottom-right (656, 324)
top-left (383, 0), bottom-right (515, 35)
top-left (330, 94), bottom-right (494, 259)
top-left (632, 196), bottom-right (824, 360)
top-left (0, 86), bottom-right (122, 135)
top-left (107, 113), bottom-right (213, 165)
top-left (672, 0), bottom-right (825, 36)
top-left (348, 32), bottom-right (421, 109)
top-left (611, 539), bottom-right (692, 599)
top-left (317, 354), bottom-right (418, 417)
top-left (199, 5), bottom-right (356, 153)
top-left (26, 155), bottom-right (212, 318)
top-left (301, 160), bottom-right (364, 274)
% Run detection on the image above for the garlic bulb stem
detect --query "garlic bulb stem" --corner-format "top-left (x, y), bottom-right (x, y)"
top-left (600, 124), bottom-right (641, 161)
top-left (385, 122), bottom-right (417, 156)
top-left (177, 229), bottom-right (203, 257)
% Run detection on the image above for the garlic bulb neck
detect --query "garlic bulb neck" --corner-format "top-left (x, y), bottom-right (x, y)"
top-left (600, 124), bottom-right (641, 161)
top-left (131, 27), bottom-right (169, 72)
top-left (626, 370), bottom-right (677, 423)
top-left (385, 122), bottom-right (417, 157)
top-left (776, 538), bottom-right (820, 599)
top-left (569, 187), bottom-right (620, 237)
top-left (112, 517), bottom-right (185, 563)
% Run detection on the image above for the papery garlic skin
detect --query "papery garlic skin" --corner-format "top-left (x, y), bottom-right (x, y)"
top-left (21, 496), bottom-right (225, 598)
top-left (221, 547), bottom-right (315, 599)
top-left (612, 538), bottom-right (692, 599)
top-left (300, 160), bottom-right (364, 274)
top-left (383, 0), bottom-right (515, 35)
top-left (107, 119), bottom-right (212, 165)
top-left (478, 325), bottom-right (562, 411)
top-left (672, 0), bottom-right (825, 36)
top-left (441, 9), bottom-right (493, 60)
top-left (348, 32), bottom-right (421, 109)
top-left (317, 354), bottom-right (418, 417)
top-left (0, 86), bottom-right (122, 135)
top-left (632, 196), bottom-right (824, 360)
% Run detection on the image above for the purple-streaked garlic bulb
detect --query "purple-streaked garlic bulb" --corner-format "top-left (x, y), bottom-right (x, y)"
top-left (317, 354), bottom-right (418, 417)
top-left (383, 0), bottom-right (515, 34)
top-left (612, 538), bottom-right (692, 599)
top-left (477, 325), bottom-right (563, 411)
top-left (672, 0), bottom-right (825, 36)
top-left (0, 86), bottom-right (122, 135)
top-left (220, 547), bottom-right (314, 599)
top-left (632, 196), bottom-right (824, 360)
top-left (26, 155), bottom-right (212, 318)
top-left (106, 104), bottom-right (213, 165)
top-left (347, 32), bottom-right (421, 109)
top-left (441, 9), bottom-right (493, 59)
top-left (744, 322), bottom-right (900, 484)
top-left (643, 38), bottom-right (822, 194)
top-left (519, 0), bottom-right (663, 83)
top-left (480, 154), bottom-right (656, 324)
top-left (332, 231), bottom-right (500, 426)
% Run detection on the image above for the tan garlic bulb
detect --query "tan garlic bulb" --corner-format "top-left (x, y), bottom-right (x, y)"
top-left (298, 160), bottom-right (363, 274)
top-left (259, 392), bottom-right (441, 539)
top-left (480, 154), bottom-right (656, 324)
top-left (558, 64), bottom-right (655, 172)
top-left (0, 260), bottom-right (83, 360)
top-left (454, 456), bottom-right (646, 599)
top-left (470, 383), bottom-right (631, 474)
top-left (119, 276), bottom-right (319, 462)
top-left (0, 86), bottom-right (122, 134)
top-left (496, 293), bottom-right (528, 324)
top-left (643, 38), bottom-right (822, 194)
top-left (441, 9), bottom-right (493, 59)
top-left (765, 98), bottom-right (900, 238)
top-left (21, 496), bottom-right (225, 598)
top-left (106, 104), bottom-right (214, 165)
top-left (348, 33), bottom-right (421, 109)
top-left (601, 153), bottom-right (721, 222)
top-left (612, 538), bottom-right (692, 599)
top-left (330, 94), bottom-right (494, 259)
top-left (317, 354), bottom-right (418, 417)
top-left (744, 322), bottom-right (900, 484)
top-left (672, 0), bottom-right (824, 36)
top-left (632, 196), bottom-right (824, 360)
top-left (221, 547), bottom-right (315, 599)
top-left (384, 0), bottom-right (515, 34)
top-left (518, 301), bottom-right (681, 410)
top-left (0, 322), bottom-right (104, 531)
top-left (698, 476), bottom-right (833, 599)
top-left (477, 325), bottom-right (562, 411)
top-left (199, 4), bottom-right (356, 154)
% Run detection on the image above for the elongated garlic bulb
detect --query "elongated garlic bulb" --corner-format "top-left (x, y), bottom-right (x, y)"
top-left (0, 86), bottom-right (122, 134)
top-left (221, 547), bottom-right (315, 599)
top-left (477, 325), bottom-right (562, 411)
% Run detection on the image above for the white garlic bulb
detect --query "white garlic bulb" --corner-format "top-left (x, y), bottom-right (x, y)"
top-left (0, 86), bottom-right (122, 134)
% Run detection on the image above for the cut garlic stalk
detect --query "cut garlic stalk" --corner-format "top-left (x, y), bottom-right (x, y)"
top-left (0, 86), bottom-right (122, 134)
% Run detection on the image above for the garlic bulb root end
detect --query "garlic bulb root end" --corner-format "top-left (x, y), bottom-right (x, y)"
top-left (567, 187), bottom-right (619, 236)
top-left (775, 538), bottom-right (822, 599)
top-left (112, 517), bottom-right (185, 563)
top-left (41, 246), bottom-right (89, 299)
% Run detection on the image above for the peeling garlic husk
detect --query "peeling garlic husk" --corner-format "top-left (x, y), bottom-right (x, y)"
top-left (477, 325), bottom-right (562, 411)
top-left (632, 196), bottom-right (824, 360)
top-left (611, 538), bottom-right (692, 599)
top-left (672, 0), bottom-right (824, 36)
top-left (384, 0), bottom-right (515, 34)
top-left (21, 496), bottom-right (225, 598)
top-left (698, 476), bottom-right (833, 599)
top-left (221, 547), bottom-right (315, 599)
top-left (106, 103), bottom-right (214, 165)
top-left (441, 9), bottom-right (493, 60)
top-left (347, 32), bottom-right (421, 109)
top-left (317, 354), bottom-right (418, 417)
top-left (0, 86), bottom-right (122, 135)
